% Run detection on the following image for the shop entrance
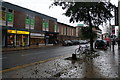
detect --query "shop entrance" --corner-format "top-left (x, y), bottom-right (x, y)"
top-left (16, 35), bottom-right (22, 46)
top-left (16, 35), bottom-right (29, 46)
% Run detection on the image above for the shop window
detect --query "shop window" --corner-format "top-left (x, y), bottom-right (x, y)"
top-left (16, 35), bottom-right (22, 46)
top-left (23, 35), bottom-right (28, 46)
top-left (7, 34), bottom-right (15, 46)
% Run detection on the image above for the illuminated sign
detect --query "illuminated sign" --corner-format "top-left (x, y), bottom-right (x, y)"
top-left (7, 30), bottom-right (16, 34)
top-left (7, 30), bottom-right (29, 34)
top-left (30, 33), bottom-right (44, 36)
top-left (17, 31), bottom-right (29, 34)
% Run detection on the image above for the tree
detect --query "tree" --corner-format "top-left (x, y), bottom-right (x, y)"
top-left (80, 27), bottom-right (97, 40)
top-left (50, 1), bottom-right (115, 52)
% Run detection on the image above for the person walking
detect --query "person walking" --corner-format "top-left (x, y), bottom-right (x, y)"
top-left (112, 39), bottom-right (115, 51)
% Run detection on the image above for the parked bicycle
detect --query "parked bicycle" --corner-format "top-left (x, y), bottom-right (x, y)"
top-left (75, 45), bottom-right (90, 56)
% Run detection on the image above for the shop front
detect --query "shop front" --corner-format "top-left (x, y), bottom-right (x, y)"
top-left (45, 32), bottom-right (59, 45)
top-left (6, 29), bottom-right (30, 47)
top-left (30, 33), bottom-right (45, 45)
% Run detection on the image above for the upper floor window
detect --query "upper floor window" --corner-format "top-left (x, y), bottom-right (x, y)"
top-left (25, 14), bottom-right (34, 29)
top-left (63, 27), bottom-right (66, 35)
top-left (30, 16), bottom-right (35, 29)
top-left (25, 14), bottom-right (30, 29)
top-left (42, 19), bottom-right (49, 31)
top-left (54, 22), bottom-right (57, 32)
top-left (1, 7), bottom-right (6, 11)
top-left (0, 6), bottom-right (7, 26)
top-left (7, 9), bottom-right (14, 27)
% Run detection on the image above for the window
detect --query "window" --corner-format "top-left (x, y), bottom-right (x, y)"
top-left (2, 7), bottom-right (6, 11)
top-left (30, 16), bottom-right (35, 29)
top-left (0, 7), bottom-right (7, 26)
top-left (45, 20), bottom-right (49, 31)
top-left (25, 15), bottom-right (34, 29)
top-left (64, 27), bottom-right (66, 35)
top-left (54, 23), bottom-right (57, 32)
top-left (42, 19), bottom-right (46, 31)
top-left (7, 9), bottom-right (14, 27)
top-left (8, 9), bottom-right (13, 13)
top-left (25, 14), bottom-right (30, 29)
top-left (42, 19), bottom-right (49, 31)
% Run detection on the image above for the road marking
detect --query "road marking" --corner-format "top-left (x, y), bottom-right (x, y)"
top-left (0, 54), bottom-right (68, 73)
top-left (21, 52), bottom-right (45, 56)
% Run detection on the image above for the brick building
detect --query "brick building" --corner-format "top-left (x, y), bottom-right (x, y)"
top-left (57, 22), bottom-right (78, 42)
top-left (1, 2), bottom-right (79, 48)
top-left (1, 2), bottom-right (58, 47)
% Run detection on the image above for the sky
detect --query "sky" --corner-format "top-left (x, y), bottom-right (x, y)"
top-left (2, 0), bottom-right (118, 28)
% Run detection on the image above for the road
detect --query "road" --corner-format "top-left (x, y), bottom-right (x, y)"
top-left (2, 45), bottom-right (88, 70)
top-left (2, 44), bottom-right (119, 78)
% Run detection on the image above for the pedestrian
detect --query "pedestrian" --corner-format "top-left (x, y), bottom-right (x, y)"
top-left (112, 39), bottom-right (115, 51)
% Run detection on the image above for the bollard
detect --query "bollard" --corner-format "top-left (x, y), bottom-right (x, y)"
top-left (72, 54), bottom-right (77, 60)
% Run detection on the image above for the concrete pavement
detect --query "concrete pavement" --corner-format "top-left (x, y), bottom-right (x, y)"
top-left (1, 45), bottom-right (119, 79)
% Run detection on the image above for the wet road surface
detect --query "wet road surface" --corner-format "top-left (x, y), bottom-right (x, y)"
top-left (2, 45), bottom-right (82, 70)
top-left (2, 45), bottom-right (119, 78)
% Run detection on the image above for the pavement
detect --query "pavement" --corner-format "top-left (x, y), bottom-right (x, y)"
top-left (2, 44), bottom-right (59, 52)
top-left (1, 45), bottom-right (119, 79)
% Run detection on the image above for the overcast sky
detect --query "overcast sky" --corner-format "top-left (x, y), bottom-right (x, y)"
top-left (2, 0), bottom-right (118, 27)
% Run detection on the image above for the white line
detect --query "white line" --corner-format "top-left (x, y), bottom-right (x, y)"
top-left (21, 52), bottom-right (45, 56)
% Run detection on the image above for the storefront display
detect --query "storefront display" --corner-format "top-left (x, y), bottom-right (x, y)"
top-left (30, 33), bottom-right (45, 45)
top-left (7, 34), bottom-right (15, 46)
top-left (6, 29), bottom-right (30, 47)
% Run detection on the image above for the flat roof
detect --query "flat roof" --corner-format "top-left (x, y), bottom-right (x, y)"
top-left (57, 22), bottom-right (75, 28)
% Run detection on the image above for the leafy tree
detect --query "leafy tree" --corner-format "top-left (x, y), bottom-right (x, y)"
top-left (50, 1), bottom-right (115, 52)
top-left (80, 27), bottom-right (97, 40)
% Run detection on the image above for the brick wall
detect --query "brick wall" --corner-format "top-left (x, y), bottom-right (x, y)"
top-left (34, 16), bottom-right (42, 31)
top-left (49, 20), bottom-right (54, 32)
top-left (13, 11), bottom-right (26, 29)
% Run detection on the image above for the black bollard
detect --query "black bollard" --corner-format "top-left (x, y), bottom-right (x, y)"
top-left (72, 54), bottom-right (77, 60)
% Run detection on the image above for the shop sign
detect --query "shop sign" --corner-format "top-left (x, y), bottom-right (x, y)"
top-left (30, 33), bottom-right (45, 36)
top-left (17, 31), bottom-right (30, 34)
top-left (26, 18), bottom-right (30, 24)
top-left (7, 12), bottom-right (14, 27)
top-left (7, 13), bottom-right (13, 22)
top-left (7, 30), bottom-right (16, 34)
top-left (30, 18), bottom-right (34, 25)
